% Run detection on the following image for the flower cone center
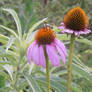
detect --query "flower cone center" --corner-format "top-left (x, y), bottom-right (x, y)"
top-left (64, 7), bottom-right (89, 31)
top-left (35, 27), bottom-right (55, 45)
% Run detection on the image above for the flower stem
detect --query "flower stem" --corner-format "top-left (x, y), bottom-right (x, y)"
top-left (66, 34), bottom-right (75, 92)
top-left (44, 46), bottom-right (50, 92)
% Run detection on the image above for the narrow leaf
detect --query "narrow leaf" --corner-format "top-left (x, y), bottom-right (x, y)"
top-left (0, 25), bottom-right (19, 39)
top-left (3, 8), bottom-right (22, 39)
top-left (24, 75), bottom-right (42, 92)
top-left (26, 18), bottom-right (48, 41)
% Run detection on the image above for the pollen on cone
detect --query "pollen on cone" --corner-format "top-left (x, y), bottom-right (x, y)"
top-left (35, 27), bottom-right (55, 45)
top-left (64, 7), bottom-right (89, 31)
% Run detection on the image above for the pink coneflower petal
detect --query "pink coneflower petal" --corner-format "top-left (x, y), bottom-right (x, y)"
top-left (59, 25), bottom-right (74, 34)
top-left (32, 44), bottom-right (40, 65)
top-left (74, 29), bottom-right (91, 35)
top-left (55, 44), bottom-right (66, 64)
top-left (27, 27), bottom-right (67, 68)
top-left (39, 45), bottom-right (46, 68)
top-left (59, 25), bottom-right (91, 36)
top-left (55, 39), bottom-right (67, 57)
top-left (58, 26), bottom-right (65, 30)
top-left (27, 41), bottom-right (36, 64)
top-left (46, 44), bottom-right (60, 67)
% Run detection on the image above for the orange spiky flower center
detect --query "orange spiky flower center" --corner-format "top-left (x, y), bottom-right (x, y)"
top-left (35, 27), bottom-right (55, 45)
top-left (64, 7), bottom-right (89, 31)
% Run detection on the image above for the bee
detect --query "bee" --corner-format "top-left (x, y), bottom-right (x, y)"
top-left (44, 21), bottom-right (53, 29)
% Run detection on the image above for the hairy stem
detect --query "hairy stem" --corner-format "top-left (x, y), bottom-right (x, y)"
top-left (13, 55), bottom-right (21, 91)
top-left (44, 46), bottom-right (50, 92)
top-left (67, 34), bottom-right (75, 92)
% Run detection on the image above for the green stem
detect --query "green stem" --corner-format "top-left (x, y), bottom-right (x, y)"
top-left (13, 56), bottom-right (21, 91)
top-left (66, 34), bottom-right (75, 92)
top-left (80, 0), bottom-right (86, 9)
top-left (44, 46), bottom-right (50, 92)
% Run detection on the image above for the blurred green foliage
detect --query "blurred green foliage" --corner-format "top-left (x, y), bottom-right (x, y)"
top-left (0, 0), bottom-right (37, 34)
top-left (0, 0), bottom-right (92, 92)
top-left (0, 75), bottom-right (5, 88)
top-left (35, 0), bottom-right (92, 26)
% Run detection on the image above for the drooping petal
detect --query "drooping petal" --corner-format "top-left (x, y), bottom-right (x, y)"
top-left (55, 43), bottom-right (66, 64)
top-left (46, 44), bottom-right (60, 67)
top-left (55, 39), bottom-right (67, 57)
top-left (31, 44), bottom-right (40, 66)
top-left (39, 45), bottom-right (46, 68)
top-left (27, 41), bottom-right (36, 64)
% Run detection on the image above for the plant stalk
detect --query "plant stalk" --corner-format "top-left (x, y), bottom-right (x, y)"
top-left (13, 55), bottom-right (21, 91)
top-left (66, 34), bottom-right (75, 92)
top-left (44, 46), bottom-right (50, 92)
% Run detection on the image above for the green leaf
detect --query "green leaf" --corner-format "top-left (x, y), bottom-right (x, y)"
top-left (26, 18), bottom-right (48, 41)
top-left (17, 79), bottom-right (27, 91)
top-left (3, 8), bottom-right (22, 39)
top-left (72, 62), bottom-right (92, 82)
top-left (0, 87), bottom-right (11, 92)
top-left (0, 75), bottom-right (5, 88)
top-left (29, 62), bottom-right (35, 75)
top-left (24, 75), bottom-right (43, 92)
top-left (0, 39), bottom-right (8, 44)
top-left (0, 34), bottom-right (9, 40)
top-left (0, 25), bottom-right (19, 40)
top-left (6, 36), bottom-right (15, 52)
top-left (77, 37), bottom-right (92, 46)
top-left (0, 46), bottom-right (6, 54)
top-left (56, 34), bottom-right (92, 46)
top-left (3, 64), bottom-right (13, 81)
top-left (36, 77), bottom-right (66, 92)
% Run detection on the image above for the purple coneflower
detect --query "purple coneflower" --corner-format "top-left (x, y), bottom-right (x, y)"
top-left (27, 27), bottom-right (67, 68)
top-left (58, 7), bottom-right (91, 92)
top-left (59, 7), bottom-right (91, 36)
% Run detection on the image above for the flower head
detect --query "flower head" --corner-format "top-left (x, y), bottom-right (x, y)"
top-left (27, 27), bottom-right (67, 68)
top-left (35, 27), bottom-right (55, 45)
top-left (59, 7), bottom-right (91, 36)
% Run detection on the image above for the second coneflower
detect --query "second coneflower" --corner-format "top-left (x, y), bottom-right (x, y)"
top-left (59, 7), bottom-right (91, 92)
top-left (27, 27), bottom-right (67, 92)
top-left (59, 7), bottom-right (91, 36)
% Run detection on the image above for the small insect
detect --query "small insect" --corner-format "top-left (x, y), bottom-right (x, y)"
top-left (44, 21), bottom-right (53, 29)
